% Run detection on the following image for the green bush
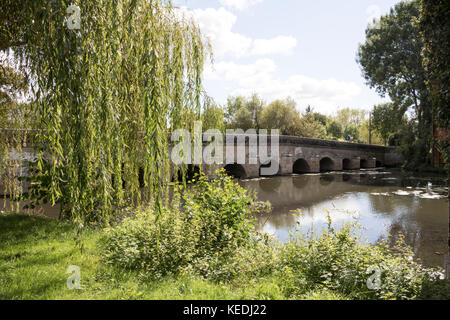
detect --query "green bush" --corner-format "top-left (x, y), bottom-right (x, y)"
top-left (100, 170), bottom-right (271, 280)
top-left (278, 224), bottom-right (444, 300)
top-left (100, 206), bottom-right (196, 279)
top-left (179, 172), bottom-right (268, 257)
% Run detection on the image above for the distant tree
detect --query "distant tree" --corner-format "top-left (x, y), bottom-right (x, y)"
top-left (225, 94), bottom-right (265, 130)
top-left (327, 121), bottom-right (343, 140)
top-left (311, 112), bottom-right (328, 127)
top-left (358, 119), bottom-right (383, 145)
top-left (357, 0), bottom-right (432, 165)
top-left (245, 93), bottom-right (265, 129)
top-left (234, 107), bottom-right (254, 131)
top-left (297, 114), bottom-right (327, 139)
top-left (260, 98), bottom-right (301, 136)
top-left (372, 103), bottom-right (404, 146)
top-left (304, 105), bottom-right (313, 115)
top-left (343, 126), bottom-right (360, 142)
top-left (225, 96), bottom-right (245, 126)
top-left (202, 102), bottom-right (225, 132)
top-left (335, 108), bottom-right (366, 130)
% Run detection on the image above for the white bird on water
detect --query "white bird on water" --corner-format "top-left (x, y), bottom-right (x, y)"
top-left (426, 182), bottom-right (432, 194)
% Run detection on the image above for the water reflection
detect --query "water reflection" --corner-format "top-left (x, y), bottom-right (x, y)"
top-left (241, 170), bottom-right (448, 268)
top-left (259, 177), bottom-right (282, 192)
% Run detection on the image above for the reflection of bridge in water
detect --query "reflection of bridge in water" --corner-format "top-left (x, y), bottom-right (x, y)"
top-left (242, 172), bottom-right (394, 209)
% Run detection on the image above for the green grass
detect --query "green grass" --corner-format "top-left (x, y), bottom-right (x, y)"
top-left (0, 213), bottom-right (348, 300)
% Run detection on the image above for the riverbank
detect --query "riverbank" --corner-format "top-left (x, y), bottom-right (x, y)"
top-left (0, 213), bottom-right (346, 300)
top-left (1, 212), bottom-right (448, 300)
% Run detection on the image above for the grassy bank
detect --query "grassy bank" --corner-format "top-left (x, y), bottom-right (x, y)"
top-left (1, 212), bottom-right (449, 300)
top-left (0, 213), bottom-right (348, 300)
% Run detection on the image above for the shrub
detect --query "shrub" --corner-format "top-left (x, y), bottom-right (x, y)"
top-left (100, 206), bottom-right (196, 279)
top-left (100, 170), bottom-right (271, 280)
top-left (278, 223), bottom-right (444, 300)
top-left (179, 171), bottom-right (268, 258)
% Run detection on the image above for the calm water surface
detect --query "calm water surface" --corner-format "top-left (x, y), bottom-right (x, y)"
top-left (240, 169), bottom-right (448, 268)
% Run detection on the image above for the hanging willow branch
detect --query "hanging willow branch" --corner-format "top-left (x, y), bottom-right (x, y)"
top-left (12, 0), bottom-right (210, 223)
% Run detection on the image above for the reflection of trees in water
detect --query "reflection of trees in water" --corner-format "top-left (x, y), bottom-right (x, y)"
top-left (343, 173), bottom-right (399, 187)
top-left (368, 194), bottom-right (397, 215)
top-left (373, 197), bottom-right (447, 267)
top-left (259, 177), bottom-right (282, 192)
top-left (381, 221), bottom-right (420, 252)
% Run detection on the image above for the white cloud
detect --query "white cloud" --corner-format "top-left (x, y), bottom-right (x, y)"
top-left (205, 60), bottom-right (362, 114)
top-left (251, 36), bottom-right (297, 56)
top-left (218, 0), bottom-right (263, 11)
top-left (178, 5), bottom-right (362, 114)
top-left (184, 7), bottom-right (296, 58)
top-left (206, 59), bottom-right (276, 80)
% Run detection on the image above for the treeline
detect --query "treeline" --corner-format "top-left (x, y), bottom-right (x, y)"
top-left (202, 94), bottom-right (385, 145)
top-left (358, 0), bottom-right (449, 170)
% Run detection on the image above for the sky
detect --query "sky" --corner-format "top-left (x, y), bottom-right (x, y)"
top-left (173, 0), bottom-right (403, 115)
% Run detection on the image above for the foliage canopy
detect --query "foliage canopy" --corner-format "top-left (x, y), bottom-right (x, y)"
top-left (2, 0), bottom-right (210, 223)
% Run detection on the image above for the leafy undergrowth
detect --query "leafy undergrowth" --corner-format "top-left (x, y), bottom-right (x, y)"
top-left (0, 213), bottom-right (345, 300)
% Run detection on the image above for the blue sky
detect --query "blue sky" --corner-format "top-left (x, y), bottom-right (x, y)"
top-left (174, 0), bottom-right (403, 115)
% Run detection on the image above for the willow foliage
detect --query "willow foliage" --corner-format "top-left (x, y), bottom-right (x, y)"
top-left (10, 0), bottom-right (210, 223)
top-left (0, 51), bottom-right (33, 209)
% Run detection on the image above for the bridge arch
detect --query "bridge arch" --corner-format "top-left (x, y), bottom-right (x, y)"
top-left (293, 158), bottom-right (311, 174)
top-left (360, 159), bottom-right (369, 169)
top-left (224, 164), bottom-right (247, 179)
top-left (320, 157), bottom-right (334, 172)
top-left (342, 158), bottom-right (352, 170)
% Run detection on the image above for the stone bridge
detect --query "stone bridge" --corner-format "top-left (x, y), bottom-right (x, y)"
top-left (0, 132), bottom-right (403, 195)
top-left (201, 135), bottom-right (403, 179)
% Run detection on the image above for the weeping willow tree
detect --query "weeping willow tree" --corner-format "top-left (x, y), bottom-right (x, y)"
top-left (0, 55), bottom-right (32, 207)
top-left (8, 0), bottom-right (210, 223)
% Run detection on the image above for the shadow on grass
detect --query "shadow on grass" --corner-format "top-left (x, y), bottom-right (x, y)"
top-left (0, 214), bottom-right (75, 247)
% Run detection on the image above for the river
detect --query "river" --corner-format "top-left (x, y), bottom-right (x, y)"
top-left (241, 169), bottom-right (448, 268)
